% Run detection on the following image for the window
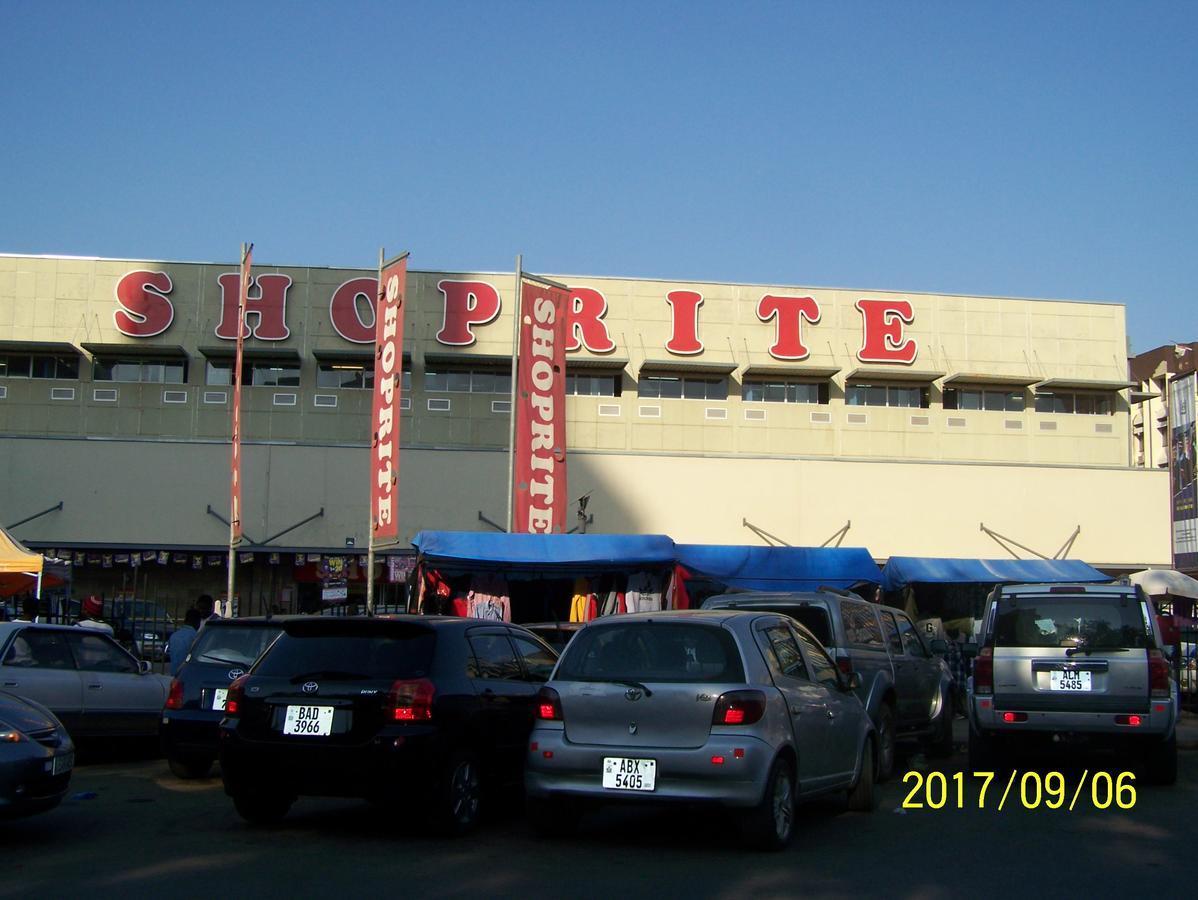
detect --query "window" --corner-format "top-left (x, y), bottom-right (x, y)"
top-left (840, 601), bottom-right (883, 647)
top-left (0, 354), bottom-right (79, 380)
top-left (742, 380), bottom-right (827, 405)
top-left (253, 626), bottom-right (436, 680)
top-left (67, 633), bottom-right (138, 673)
top-left (556, 623), bottom-right (745, 683)
top-left (994, 596), bottom-right (1150, 650)
top-left (639, 374), bottom-right (728, 401)
top-left (793, 627), bottom-right (840, 689)
top-left (944, 387), bottom-right (1025, 412)
top-left (467, 633), bottom-right (522, 680)
top-left (425, 368), bottom-right (511, 394)
top-left (2, 629), bottom-right (76, 669)
top-left (763, 624), bottom-right (808, 679)
top-left (205, 360), bottom-right (243, 386)
top-left (880, 610), bottom-right (903, 655)
top-left (565, 373), bottom-right (620, 397)
top-left (1034, 391), bottom-right (1114, 416)
top-left (93, 358), bottom-right (186, 384)
top-left (510, 635), bottom-right (557, 682)
top-left (189, 625), bottom-right (282, 668)
top-left (251, 363), bottom-right (300, 387)
top-left (895, 615), bottom-right (929, 658)
top-left (845, 382), bottom-right (929, 409)
top-left (317, 363), bottom-right (374, 390)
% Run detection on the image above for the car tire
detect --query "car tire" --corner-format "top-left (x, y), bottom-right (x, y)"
top-left (874, 703), bottom-right (896, 782)
top-left (927, 693), bottom-right (954, 759)
top-left (846, 740), bottom-right (876, 812)
top-left (967, 726), bottom-right (996, 771)
top-left (232, 789), bottom-right (293, 825)
top-left (1141, 734), bottom-right (1177, 786)
top-left (431, 751), bottom-right (483, 836)
top-left (526, 795), bottom-right (582, 837)
top-left (738, 756), bottom-right (796, 851)
top-left (168, 754), bottom-right (213, 779)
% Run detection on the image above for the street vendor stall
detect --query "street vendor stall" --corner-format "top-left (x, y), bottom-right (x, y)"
top-left (408, 531), bottom-right (678, 624)
top-left (0, 523), bottom-right (45, 599)
top-left (673, 544), bottom-right (882, 604)
top-left (1129, 568), bottom-right (1198, 699)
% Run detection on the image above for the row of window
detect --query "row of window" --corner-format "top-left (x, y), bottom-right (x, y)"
top-left (0, 353), bottom-right (1119, 415)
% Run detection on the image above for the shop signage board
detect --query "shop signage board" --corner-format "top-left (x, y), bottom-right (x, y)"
top-left (513, 278), bottom-right (569, 533)
top-left (370, 254), bottom-right (408, 546)
top-left (1171, 372), bottom-right (1197, 570)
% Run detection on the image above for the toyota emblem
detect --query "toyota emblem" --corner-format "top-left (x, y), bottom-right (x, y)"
top-left (228, 668), bottom-right (245, 681)
top-left (302, 681), bottom-right (319, 694)
top-left (624, 688), bottom-right (642, 702)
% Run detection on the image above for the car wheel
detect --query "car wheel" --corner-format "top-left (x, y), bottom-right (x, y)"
top-left (967, 726), bottom-right (996, 771)
top-left (847, 740), bottom-right (876, 812)
top-left (927, 693), bottom-right (954, 758)
top-left (432, 751), bottom-right (483, 836)
top-left (526, 795), bottom-right (582, 837)
top-left (1141, 734), bottom-right (1177, 786)
top-left (168, 754), bottom-right (213, 779)
top-left (739, 757), bottom-right (796, 851)
top-left (232, 789), bottom-right (293, 825)
top-left (874, 703), bottom-right (896, 782)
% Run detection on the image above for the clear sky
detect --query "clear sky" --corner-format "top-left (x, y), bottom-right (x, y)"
top-left (2, 1), bottom-right (1194, 354)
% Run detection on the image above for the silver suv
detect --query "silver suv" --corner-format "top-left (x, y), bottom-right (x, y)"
top-left (966, 583), bottom-right (1178, 783)
top-left (525, 611), bottom-right (876, 850)
top-left (702, 590), bottom-right (954, 780)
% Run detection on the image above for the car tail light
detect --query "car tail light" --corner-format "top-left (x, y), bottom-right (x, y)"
top-left (1002, 711), bottom-right (1027, 723)
top-left (1148, 650), bottom-right (1170, 698)
top-left (536, 686), bottom-right (562, 721)
top-left (387, 678), bottom-right (435, 721)
top-left (973, 647), bottom-right (993, 695)
top-left (165, 678), bottom-right (184, 711)
top-left (225, 675), bottom-right (248, 716)
top-left (836, 656), bottom-right (853, 676)
top-left (712, 690), bottom-right (766, 727)
top-left (1115, 714), bottom-right (1143, 727)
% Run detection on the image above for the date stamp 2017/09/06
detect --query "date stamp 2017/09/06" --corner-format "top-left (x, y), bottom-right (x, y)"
top-left (901, 770), bottom-right (1137, 811)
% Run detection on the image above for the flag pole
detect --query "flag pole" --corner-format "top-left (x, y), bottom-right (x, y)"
top-left (506, 254), bottom-right (522, 532)
top-left (367, 246), bottom-right (384, 616)
top-left (227, 241), bottom-right (249, 618)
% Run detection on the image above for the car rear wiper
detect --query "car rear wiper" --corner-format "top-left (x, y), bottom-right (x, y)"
top-left (575, 677), bottom-right (653, 697)
top-left (288, 670), bottom-right (370, 683)
top-left (1064, 647), bottom-right (1130, 656)
top-left (195, 654), bottom-right (251, 667)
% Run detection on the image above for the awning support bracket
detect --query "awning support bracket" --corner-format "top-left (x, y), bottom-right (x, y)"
top-left (742, 518), bottom-right (790, 547)
top-left (820, 520), bottom-right (852, 548)
top-left (979, 523), bottom-right (1049, 560)
top-left (206, 505), bottom-right (259, 546)
top-left (477, 511), bottom-right (506, 533)
top-left (6, 501), bottom-right (64, 531)
top-left (260, 509), bottom-right (325, 546)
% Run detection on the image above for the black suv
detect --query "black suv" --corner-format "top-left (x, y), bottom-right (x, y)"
top-left (219, 615), bottom-right (558, 832)
top-left (161, 616), bottom-right (291, 778)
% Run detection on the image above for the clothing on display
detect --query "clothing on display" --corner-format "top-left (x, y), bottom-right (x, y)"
top-left (569, 577), bottom-right (598, 623)
top-left (467, 573), bottom-right (511, 622)
top-left (625, 571), bottom-right (662, 613)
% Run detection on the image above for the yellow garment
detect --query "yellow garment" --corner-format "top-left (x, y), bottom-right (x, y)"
top-left (569, 577), bottom-right (590, 623)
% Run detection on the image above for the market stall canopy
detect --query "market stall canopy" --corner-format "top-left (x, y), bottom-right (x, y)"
top-left (0, 525), bottom-right (43, 575)
top-left (1129, 569), bottom-right (1198, 601)
top-left (675, 545), bottom-right (881, 591)
top-left (881, 557), bottom-right (1108, 592)
top-left (411, 531), bottom-right (676, 571)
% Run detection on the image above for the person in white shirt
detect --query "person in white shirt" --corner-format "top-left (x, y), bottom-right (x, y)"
top-left (75, 594), bottom-right (115, 636)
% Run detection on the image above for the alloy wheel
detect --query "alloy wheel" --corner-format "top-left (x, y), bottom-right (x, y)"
top-left (449, 759), bottom-right (481, 824)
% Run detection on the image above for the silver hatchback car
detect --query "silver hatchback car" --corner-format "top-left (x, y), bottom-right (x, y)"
top-left (525, 610), bottom-right (876, 849)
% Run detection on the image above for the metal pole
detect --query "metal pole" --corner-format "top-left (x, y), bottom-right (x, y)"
top-left (367, 247), bottom-right (384, 616)
top-left (505, 254), bottom-right (522, 532)
top-left (227, 241), bottom-right (246, 618)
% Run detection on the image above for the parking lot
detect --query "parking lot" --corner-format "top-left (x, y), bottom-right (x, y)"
top-left (5, 742), bottom-right (1193, 899)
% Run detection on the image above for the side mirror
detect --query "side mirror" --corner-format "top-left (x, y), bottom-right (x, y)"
top-left (930, 639), bottom-right (948, 655)
top-left (845, 671), bottom-right (862, 691)
top-left (962, 643), bottom-right (978, 659)
top-left (138, 660), bottom-right (152, 675)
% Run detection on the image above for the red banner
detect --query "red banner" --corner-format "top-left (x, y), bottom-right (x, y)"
top-left (513, 280), bottom-right (569, 533)
top-left (230, 244), bottom-right (252, 546)
top-left (370, 255), bottom-right (408, 545)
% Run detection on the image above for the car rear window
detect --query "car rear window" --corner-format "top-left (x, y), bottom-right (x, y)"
top-left (556, 623), bottom-right (745, 684)
top-left (254, 623), bottom-right (436, 680)
top-left (994, 596), bottom-right (1152, 650)
top-left (190, 625), bottom-right (284, 668)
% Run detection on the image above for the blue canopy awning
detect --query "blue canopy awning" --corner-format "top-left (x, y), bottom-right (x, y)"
top-left (675, 545), bottom-right (882, 591)
top-left (881, 557), bottom-right (1109, 592)
top-left (410, 531), bottom-right (677, 570)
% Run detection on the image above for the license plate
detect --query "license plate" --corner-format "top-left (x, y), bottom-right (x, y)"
top-left (212, 688), bottom-right (228, 711)
top-left (602, 757), bottom-right (657, 792)
top-left (52, 751), bottom-right (74, 776)
top-left (1051, 670), bottom-right (1092, 691)
top-left (283, 705), bottom-right (334, 736)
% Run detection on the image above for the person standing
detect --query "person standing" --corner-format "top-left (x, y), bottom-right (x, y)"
top-left (167, 608), bottom-right (202, 675)
top-left (195, 593), bottom-right (220, 623)
top-left (75, 595), bottom-right (115, 635)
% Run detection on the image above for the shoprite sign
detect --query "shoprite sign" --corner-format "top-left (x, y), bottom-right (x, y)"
top-left (111, 269), bottom-right (919, 364)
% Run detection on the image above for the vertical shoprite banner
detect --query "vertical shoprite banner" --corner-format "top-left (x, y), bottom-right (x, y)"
top-left (229, 243), bottom-right (252, 546)
top-left (1170, 372), bottom-right (1197, 570)
top-left (513, 279), bottom-right (569, 533)
top-left (370, 254), bottom-right (408, 545)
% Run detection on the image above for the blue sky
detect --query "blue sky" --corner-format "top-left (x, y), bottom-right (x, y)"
top-left (2, 1), bottom-right (1194, 353)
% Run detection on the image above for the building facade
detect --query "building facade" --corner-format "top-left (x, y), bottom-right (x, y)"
top-left (0, 252), bottom-right (1171, 610)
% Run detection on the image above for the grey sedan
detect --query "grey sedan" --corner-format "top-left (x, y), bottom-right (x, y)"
top-left (525, 610), bottom-right (877, 849)
top-left (0, 623), bottom-right (171, 738)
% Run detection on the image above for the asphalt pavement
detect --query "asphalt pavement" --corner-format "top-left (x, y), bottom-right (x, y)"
top-left (3, 738), bottom-right (1194, 899)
